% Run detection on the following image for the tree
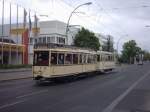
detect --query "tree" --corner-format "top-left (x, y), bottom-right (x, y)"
top-left (74, 27), bottom-right (100, 51)
top-left (121, 40), bottom-right (140, 64)
top-left (143, 50), bottom-right (150, 61)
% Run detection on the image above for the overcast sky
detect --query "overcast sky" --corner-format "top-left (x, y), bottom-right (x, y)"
top-left (0, 0), bottom-right (150, 52)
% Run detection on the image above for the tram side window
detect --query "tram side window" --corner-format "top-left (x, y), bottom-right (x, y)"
top-left (97, 55), bottom-right (100, 62)
top-left (51, 53), bottom-right (57, 65)
top-left (58, 53), bottom-right (64, 65)
top-left (101, 55), bottom-right (103, 61)
top-left (106, 55), bottom-right (108, 61)
top-left (101, 55), bottom-right (104, 61)
top-left (34, 51), bottom-right (49, 66)
top-left (65, 53), bottom-right (72, 64)
top-left (73, 54), bottom-right (78, 64)
top-left (87, 54), bottom-right (94, 63)
top-left (112, 55), bottom-right (114, 61)
top-left (108, 55), bottom-right (111, 61)
top-left (94, 55), bottom-right (97, 63)
top-left (79, 54), bottom-right (82, 64)
top-left (83, 54), bottom-right (87, 64)
top-left (87, 54), bottom-right (91, 63)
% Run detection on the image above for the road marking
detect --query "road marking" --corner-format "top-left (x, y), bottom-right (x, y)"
top-left (102, 70), bottom-right (150, 112)
top-left (0, 99), bottom-right (27, 109)
top-left (16, 90), bottom-right (48, 99)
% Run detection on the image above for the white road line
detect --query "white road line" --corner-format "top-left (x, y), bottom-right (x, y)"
top-left (16, 90), bottom-right (48, 99)
top-left (102, 70), bottom-right (150, 112)
top-left (0, 99), bottom-right (27, 109)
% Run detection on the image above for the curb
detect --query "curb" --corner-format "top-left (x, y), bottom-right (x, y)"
top-left (0, 76), bottom-right (33, 83)
top-left (0, 69), bottom-right (32, 73)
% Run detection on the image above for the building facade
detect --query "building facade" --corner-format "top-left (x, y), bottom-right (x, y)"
top-left (95, 33), bottom-right (114, 52)
top-left (0, 20), bottom-right (80, 65)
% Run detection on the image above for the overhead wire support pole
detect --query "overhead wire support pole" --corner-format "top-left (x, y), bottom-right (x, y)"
top-left (65, 2), bottom-right (92, 45)
top-left (16, 4), bottom-right (19, 64)
top-left (9, 2), bottom-right (12, 64)
top-left (1, 0), bottom-right (4, 65)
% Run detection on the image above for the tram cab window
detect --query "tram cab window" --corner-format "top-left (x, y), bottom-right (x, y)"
top-left (58, 53), bottom-right (64, 64)
top-left (51, 53), bottom-right (57, 65)
top-left (34, 51), bottom-right (49, 66)
top-left (73, 54), bottom-right (78, 64)
top-left (65, 53), bottom-right (72, 64)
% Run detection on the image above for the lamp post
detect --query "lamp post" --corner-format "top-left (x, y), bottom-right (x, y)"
top-left (65, 2), bottom-right (92, 45)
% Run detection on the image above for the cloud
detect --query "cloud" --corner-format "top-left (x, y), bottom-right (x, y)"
top-left (0, 0), bottom-right (150, 51)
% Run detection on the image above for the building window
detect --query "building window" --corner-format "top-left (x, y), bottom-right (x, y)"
top-left (59, 37), bottom-right (65, 44)
top-left (30, 38), bottom-right (33, 44)
top-left (38, 37), bottom-right (42, 43)
top-left (47, 37), bottom-right (50, 43)
top-left (43, 37), bottom-right (46, 43)
top-left (50, 37), bottom-right (55, 43)
top-left (35, 39), bottom-right (37, 44)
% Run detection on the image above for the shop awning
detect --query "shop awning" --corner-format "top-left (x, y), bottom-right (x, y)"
top-left (0, 42), bottom-right (24, 52)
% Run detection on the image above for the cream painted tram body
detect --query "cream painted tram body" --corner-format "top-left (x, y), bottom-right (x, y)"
top-left (33, 44), bottom-right (116, 82)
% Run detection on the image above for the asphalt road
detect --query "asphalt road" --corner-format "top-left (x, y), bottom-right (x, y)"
top-left (0, 70), bottom-right (32, 81)
top-left (0, 63), bottom-right (150, 112)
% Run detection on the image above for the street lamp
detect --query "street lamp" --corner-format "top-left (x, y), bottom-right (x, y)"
top-left (65, 2), bottom-right (92, 45)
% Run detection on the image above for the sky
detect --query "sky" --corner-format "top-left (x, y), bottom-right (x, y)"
top-left (0, 0), bottom-right (150, 52)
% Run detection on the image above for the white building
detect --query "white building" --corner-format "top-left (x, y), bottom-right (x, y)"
top-left (95, 33), bottom-right (114, 51)
top-left (0, 20), bottom-right (114, 65)
top-left (0, 20), bottom-right (80, 64)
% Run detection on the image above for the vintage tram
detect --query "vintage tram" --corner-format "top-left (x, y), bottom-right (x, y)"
top-left (32, 44), bottom-right (116, 83)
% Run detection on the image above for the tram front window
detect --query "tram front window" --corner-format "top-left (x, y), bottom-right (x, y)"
top-left (34, 51), bottom-right (49, 66)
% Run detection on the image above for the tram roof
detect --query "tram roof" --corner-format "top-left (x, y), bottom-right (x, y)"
top-left (34, 43), bottom-right (96, 54)
top-left (34, 43), bottom-right (114, 54)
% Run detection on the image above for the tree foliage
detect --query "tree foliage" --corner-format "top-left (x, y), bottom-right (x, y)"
top-left (143, 50), bottom-right (150, 61)
top-left (74, 27), bottom-right (100, 51)
top-left (121, 40), bottom-right (141, 63)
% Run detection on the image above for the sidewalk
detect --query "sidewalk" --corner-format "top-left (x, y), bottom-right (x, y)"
top-left (0, 68), bottom-right (31, 73)
top-left (0, 68), bottom-right (32, 82)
